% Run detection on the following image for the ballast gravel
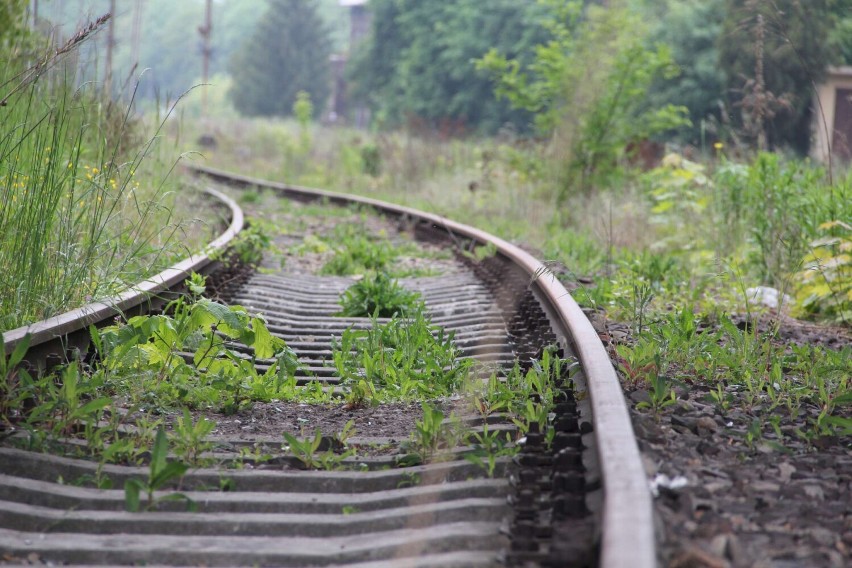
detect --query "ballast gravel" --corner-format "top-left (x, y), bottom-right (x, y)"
top-left (602, 317), bottom-right (851, 568)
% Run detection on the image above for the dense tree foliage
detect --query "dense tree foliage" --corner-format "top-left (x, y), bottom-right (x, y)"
top-left (478, 0), bottom-right (688, 193)
top-left (229, 0), bottom-right (332, 118)
top-left (827, 0), bottom-right (852, 64)
top-left (643, 0), bottom-right (726, 146)
top-left (28, 0), bottom-right (852, 154)
top-left (348, 0), bottom-right (550, 134)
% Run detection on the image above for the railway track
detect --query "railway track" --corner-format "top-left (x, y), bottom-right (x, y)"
top-left (0, 167), bottom-right (653, 567)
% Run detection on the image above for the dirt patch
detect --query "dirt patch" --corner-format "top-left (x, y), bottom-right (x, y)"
top-left (180, 399), bottom-right (463, 442)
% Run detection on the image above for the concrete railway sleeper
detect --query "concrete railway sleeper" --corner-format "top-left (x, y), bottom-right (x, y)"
top-left (0, 168), bottom-right (653, 567)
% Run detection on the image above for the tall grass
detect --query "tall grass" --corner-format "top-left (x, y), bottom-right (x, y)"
top-left (0, 37), bottom-right (205, 332)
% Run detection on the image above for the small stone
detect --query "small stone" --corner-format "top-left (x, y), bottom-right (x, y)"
top-left (671, 415), bottom-right (699, 435)
top-left (630, 389), bottom-right (650, 404)
top-left (810, 527), bottom-right (836, 547)
top-left (751, 481), bottom-right (780, 492)
top-left (685, 494), bottom-right (717, 515)
top-left (669, 545), bottom-right (727, 568)
top-left (705, 480), bottom-right (733, 493)
top-left (709, 534), bottom-right (729, 558)
top-left (696, 440), bottom-right (721, 456)
top-left (778, 462), bottom-right (796, 484)
top-left (754, 495), bottom-right (773, 510)
top-left (724, 534), bottom-right (747, 565)
top-left (641, 454), bottom-right (658, 476)
top-left (697, 416), bottom-right (718, 434)
top-left (802, 485), bottom-right (825, 501)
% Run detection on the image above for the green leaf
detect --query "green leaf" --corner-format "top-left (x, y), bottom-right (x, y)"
top-left (157, 492), bottom-right (197, 512)
top-left (832, 392), bottom-right (852, 406)
top-left (150, 461), bottom-right (190, 490)
top-left (189, 299), bottom-right (243, 336)
top-left (137, 342), bottom-right (168, 366)
top-left (150, 428), bottom-right (169, 479)
top-left (251, 317), bottom-right (275, 359)
top-left (124, 479), bottom-right (144, 512)
top-left (75, 397), bottom-right (112, 419)
top-left (6, 333), bottom-right (31, 371)
top-left (822, 416), bottom-right (852, 435)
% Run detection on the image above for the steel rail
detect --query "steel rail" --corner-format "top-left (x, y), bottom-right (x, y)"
top-left (188, 164), bottom-right (656, 568)
top-left (2, 187), bottom-right (244, 356)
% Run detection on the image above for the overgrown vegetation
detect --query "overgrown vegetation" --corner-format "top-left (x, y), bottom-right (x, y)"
top-left (337, 271), bottom-right (423, 318)
top-left (93, 272), bottom-right (303, 414)
top-left (4, 0), bottom-right (850, 494)
top-left (0, 13), bottom-right (209, 332)
top-left (317, 222), bottom-right (434, 277)
top-left (332, 308), bottom-right (469, 405)
top-left (184, 0), bottom-right (851, 444)
top-left (476, 0), bottom-right (689, 193)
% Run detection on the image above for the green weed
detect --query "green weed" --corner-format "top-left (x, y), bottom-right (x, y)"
top-left (0, 333), bottom-right (33, 429)
top-left (214, 218), bottom-right (278, 268)
top-left (793, 220), bottom-right (852, 325)
top-left (0, 54), bottom-right (202, 332)
top-left (282, 420), bottom-right (356, 470)
top-left (336, 271), bottom-right (423, 318)
top-left (320, 235), bottom-right (396, 276)
top-left (464, 425), bottom-right (516, 477)
top-left (171, 409), bottom-right (216, 467)
top-left (93, 273), bottom-right (300, 413)
top-left (332, 308), bottom-right (470, 403)
top-left (406, 402), bottom-right (449, 462)
top-left (124, 428), bottom-right (195, 512)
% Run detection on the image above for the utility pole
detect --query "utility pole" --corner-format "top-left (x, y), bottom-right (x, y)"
top-left (130, 0), bottom-right (143, 73)
top-left (105, 0), bottom-right (115, 97)
top-left (31, 0), bottom-right (38, 29)
top-left (199, 0), bottom-right (212, 120)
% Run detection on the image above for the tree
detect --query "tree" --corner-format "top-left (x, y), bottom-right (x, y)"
top-left (348, 0), bottom-right (549, 134)
top-left (718, 0), bottom-right (840, 153)
top-left (477, 0), bottom-right (689, 194)
top-left (828, 0), bottom-right (852, 65)
top-left (644, 0), bottom-right (727, 146)
top-left (228, 0), bottom-right (331, 118)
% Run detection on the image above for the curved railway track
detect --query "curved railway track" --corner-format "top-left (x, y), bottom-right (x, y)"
top-left (0, 167), bottom-right (653, 567)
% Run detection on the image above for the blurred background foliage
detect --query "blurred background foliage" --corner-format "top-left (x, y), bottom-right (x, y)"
top-left (17, 0), bottom-right (852, 153)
